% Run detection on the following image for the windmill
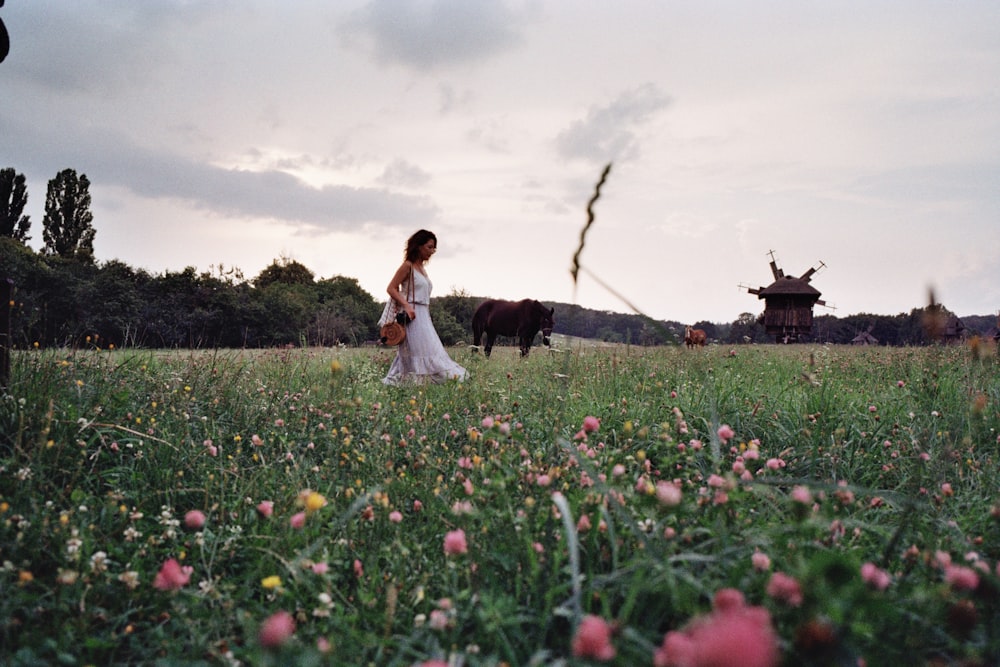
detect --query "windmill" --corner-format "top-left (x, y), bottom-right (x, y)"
top-left (742, 251), bottom-right (828, 343)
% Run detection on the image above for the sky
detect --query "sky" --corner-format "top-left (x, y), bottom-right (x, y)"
top-left (2, 1), bottom-right (999, 324)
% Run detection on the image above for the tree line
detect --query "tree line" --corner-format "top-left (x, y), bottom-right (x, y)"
top-left (3, 166), bottom-right (995, 354)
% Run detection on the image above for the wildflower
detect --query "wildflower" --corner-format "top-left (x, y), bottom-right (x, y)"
top-left (353, 559), bottom-right (364, 578)
top-left (153, 558), bottom-right (193, 591)
top-left (443, 529), bottom-right (468, 556)
top-left (184, 510), bottom-right (206, 530)
top-left (717, 424), bottom-right (735, 443)
top-left (790, 486), bottom-right (812, 505)
top-left (256, 500), bottom-right (274, 518)
top-left (577, 514), bottom-right (592, 532)
top-left (303, 491), bottom-right (327, 513)
top-left (571, 614), bottom-right (616, 661)
top-left (751, 551), bottom-right (771, 572)
top-left (451, 500), bottom-right (474, 515)
top-left (656, 481), bottom-right (683, 506)
top-left (261, 575), bottom-right (282, 590)
top-left (289, 512), bottom-right (306, 529)
top-left (860, 562), bottom-right (891, 591)
top-left (117, 571), bottom-right (139, 589)
top-left (944, 565), bottom-right (980, 591)
top-left (259, 610), bottom-right (295, 648)
top-left (653, 588), bottom-right (779, 667)
top-left (311, 562), bottom-right (329, 575)
top-left (89, 551), bottom-right (109, 574)
top-left (57, 569), bottom-right (79, 585)
top-left (766, 572), bottom-right (803, 606)
top-left (389, 510), bottom-right (403, 523)
top-left (583, 416), bottom-right (601, 433)
top-left (932, 550), bottom-right (952, 568)
top-left (429, 609), bottom-right (450, 630)
top-left (481, 416), bottom-right (495, 429)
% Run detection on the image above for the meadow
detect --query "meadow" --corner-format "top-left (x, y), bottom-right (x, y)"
top-left (1, 338), bottom-right (999, 666)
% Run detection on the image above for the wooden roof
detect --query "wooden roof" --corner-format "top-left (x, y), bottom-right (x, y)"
top-left (755, 276), bottom-right (822, 298)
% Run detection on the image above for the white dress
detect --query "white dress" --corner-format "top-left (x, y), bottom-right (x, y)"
top-left (381, 269), bottom-right (468, 385)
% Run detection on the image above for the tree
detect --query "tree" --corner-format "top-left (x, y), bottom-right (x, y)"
top-left (42, 169), bottom-right (95, 263)
top-left (0, 167), bottom-right (31, 242)
top-left (254, 257), bottom-right (314, 289)
top-left (727, 312), bottom-right (766, 343)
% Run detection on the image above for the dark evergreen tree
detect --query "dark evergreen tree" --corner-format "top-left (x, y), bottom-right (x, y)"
top-left (42, 169), bottom-right (95, 263)
top-left (0, 167), bottom-right (31, 242)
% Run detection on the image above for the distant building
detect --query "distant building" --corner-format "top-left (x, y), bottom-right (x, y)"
top-left (942, 314), bottom-right (966, 344)
top-left (851, 327), bottom-right (878, 346)
top-left (745, 252), bottom-right (827, 343)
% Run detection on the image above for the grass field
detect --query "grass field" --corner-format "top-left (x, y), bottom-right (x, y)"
top-left (2, 340), bottom-right (999, 666)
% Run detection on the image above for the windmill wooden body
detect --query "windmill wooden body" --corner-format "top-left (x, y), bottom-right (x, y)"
top-left (745, 252), bottom-right (827, 343)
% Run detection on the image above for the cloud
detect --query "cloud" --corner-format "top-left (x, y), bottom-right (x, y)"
top-left (1, 115), bottom-right (439, 231)
top-left (554, 84), bottom-right (671, 163)
top-left (340, 0), bottom-right (529, 70)
top-left (377, 159), bottom-right (433, 188)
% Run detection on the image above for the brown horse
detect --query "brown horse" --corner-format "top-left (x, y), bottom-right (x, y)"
top-left (684, 326), bottom-right (707, 348)
top-left (472, 299), bottom-right (554, 358)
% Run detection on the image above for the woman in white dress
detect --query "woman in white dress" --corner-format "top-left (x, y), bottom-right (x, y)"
top-left (381, 230), bottom-right (468, 385)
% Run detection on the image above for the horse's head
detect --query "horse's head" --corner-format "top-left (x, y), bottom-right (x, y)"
top-left (538, 304), bottom-right (554, 346)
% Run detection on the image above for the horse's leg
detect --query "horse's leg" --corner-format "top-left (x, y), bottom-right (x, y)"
top-left (484, 331), bottom-right (495, 358)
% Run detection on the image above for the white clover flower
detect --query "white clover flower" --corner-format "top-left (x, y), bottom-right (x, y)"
top-left (89, 551), bottom-right (109, 573)
top-left (118, 571), bottom-right (140, 590)
top-left (66, 537), bottom-right (83, 558)
top-left (57, 569), bottom-right (79, 585)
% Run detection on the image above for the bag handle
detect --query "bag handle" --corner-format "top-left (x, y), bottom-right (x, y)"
top-left (407, 264), bottom-right (414, 306)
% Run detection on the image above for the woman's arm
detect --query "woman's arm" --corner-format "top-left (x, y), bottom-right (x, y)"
top-left (386, 261), bottom-right (417, 321)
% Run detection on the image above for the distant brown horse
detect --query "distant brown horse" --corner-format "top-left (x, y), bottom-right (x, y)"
top-left (684, 326), bottom-right (706, 348)
top-left (472, 299), bottom-right (554, 358)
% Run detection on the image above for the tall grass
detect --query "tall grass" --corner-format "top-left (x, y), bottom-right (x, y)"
top-left (1, 341), bottom-right (999, 665)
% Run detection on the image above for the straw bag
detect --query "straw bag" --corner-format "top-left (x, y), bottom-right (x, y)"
top-left (379, 267), bottom-right (414, 346)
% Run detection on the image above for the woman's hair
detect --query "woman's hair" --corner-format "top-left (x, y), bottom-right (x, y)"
top-left (405, 229), bottom-right (437, 262)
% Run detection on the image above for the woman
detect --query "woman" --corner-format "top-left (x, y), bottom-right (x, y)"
top-left (381, 229), bottom-right (468, 385)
